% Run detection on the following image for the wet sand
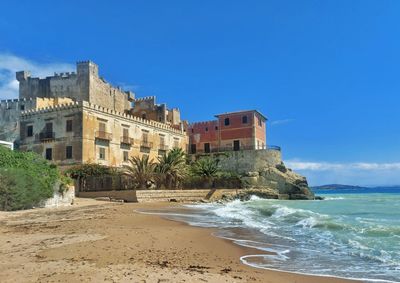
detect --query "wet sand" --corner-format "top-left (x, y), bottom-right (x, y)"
top-left (0, 198), bottom-right (358, 282)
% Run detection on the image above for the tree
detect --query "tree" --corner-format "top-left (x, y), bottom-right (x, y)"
top-left (65, 163), bottom-right (112, 190)
top-left (190, 157), bottom-right (220, 178)
top-left (155, 148), bottom-right (188, 189)
top-left (124, 155), bottom-right (156, 189)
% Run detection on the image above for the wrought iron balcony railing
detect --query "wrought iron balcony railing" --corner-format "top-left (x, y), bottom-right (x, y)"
top-left (267, 145), bottom-right (281, 151)
top-left (158, 144), bottom-right (169, 151)
top-left (95, 131), bottom-right (112, 141)
top-left (120, 136), bottom-right (134, 145)
top-left (39, 132), bottom-right (55, 141)
top-left (190, 144), bottom-right (281, 154)
top-left (140, 140), bottom-right (153, 148)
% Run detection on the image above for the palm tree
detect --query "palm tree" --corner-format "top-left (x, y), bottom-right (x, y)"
top-left (155, 148), bottom-right (188, 189)
top-left (190, 157), bottom-right (220, 178)
top-left (124, 155), bottom-right (156, 189)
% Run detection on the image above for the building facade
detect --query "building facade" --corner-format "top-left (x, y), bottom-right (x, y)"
top-left (0, 61), bottom-right (188, 167)
top-left (0, 60), bottom-right (274, 166)
top-left (188, 110), bottom-right (267, 154)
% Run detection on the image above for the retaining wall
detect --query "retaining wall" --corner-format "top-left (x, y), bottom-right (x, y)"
top-left (77, 189), bottom-right (244, 202)
top-left (217, 149), bottom-right (282, 174)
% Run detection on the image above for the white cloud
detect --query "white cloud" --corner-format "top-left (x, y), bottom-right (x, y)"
top-left (0, 53), bottom-right (74, 99)
top-left (285, 160), bottom-right (400, 171)
top-left (270, 119), bottom-right (294, 126)
top-left (285, 159), bottom-right (400, 186)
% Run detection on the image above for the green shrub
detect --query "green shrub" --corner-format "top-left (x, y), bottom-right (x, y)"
top-left (65, 163), bottom-right (114, 179)
top-left (0, 147), bottom-right (65, 211)
top-left (0, 146), bottom-right (61, 194)
top-left (0, 168), bottom-right (52, 211)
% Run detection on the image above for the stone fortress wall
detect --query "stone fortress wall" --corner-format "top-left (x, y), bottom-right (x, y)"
top-left (130, 96), bottom-right (182, 127)
top-left (17, 61), bottom-right (133, 113)
top-left (216, 148), bottom-right (282, 174)
top-left (0, 97), bottom-right (74, 145)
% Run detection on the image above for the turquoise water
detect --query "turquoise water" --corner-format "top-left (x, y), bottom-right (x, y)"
top-left (147, 190), bottom-right (400, 282)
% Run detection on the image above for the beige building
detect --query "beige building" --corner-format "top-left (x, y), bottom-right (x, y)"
top-left (0, 61), bottom-right (188, 167)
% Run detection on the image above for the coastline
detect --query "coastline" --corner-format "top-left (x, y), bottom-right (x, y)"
top-left (0, 199), bottom-right (359, 282)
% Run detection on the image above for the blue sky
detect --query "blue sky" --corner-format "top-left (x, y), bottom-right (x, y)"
top-left (1, 0), bottom-right (400, 186)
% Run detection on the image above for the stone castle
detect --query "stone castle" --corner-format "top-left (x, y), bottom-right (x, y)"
top-left (0, 60), bottom-right (314, 199)
top-left (0, 61), bottom-right (188, 167)
top-left (0, 60), bottom-right (274, 168)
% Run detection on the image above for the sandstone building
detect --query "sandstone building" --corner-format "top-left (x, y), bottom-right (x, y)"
top-left (0, 61), bottom-right (188, 167)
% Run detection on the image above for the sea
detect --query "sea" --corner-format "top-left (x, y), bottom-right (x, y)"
top-left (141, 187), bottom-right (400, 282)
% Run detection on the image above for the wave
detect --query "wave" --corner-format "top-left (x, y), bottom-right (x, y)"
top-left (143, 194), bottom-right (400, 282)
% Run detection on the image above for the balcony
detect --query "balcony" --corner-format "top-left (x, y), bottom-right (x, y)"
top-left (39, 132), bottom-right (55, 141)
top-left (120, 136), bottom-right (134, 145)
top-left (159, 144), bottom-right (169, 151)
top-left (95, 131), bottom-right (112, 141)
top-left (140, 140), bottom-right (153, 148)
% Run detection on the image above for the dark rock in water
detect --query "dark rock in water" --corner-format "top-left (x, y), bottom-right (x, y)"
top-left (234, 188), bottom-right (279, 201)
top-left (315, 196), bottom-right (325, 200)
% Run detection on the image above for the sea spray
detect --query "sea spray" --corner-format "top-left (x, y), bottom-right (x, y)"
top-left (141, 190), bottom-right (400, 282)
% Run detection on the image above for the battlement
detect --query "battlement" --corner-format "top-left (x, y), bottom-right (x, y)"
top-left (76, 60), bottom-right (93, 64)
top-left (0, 98), bottom-right (36, 111)
top-left (19, 101), bottom-right (185, 135)
top-left (53, 71), bottom-right (77, 78)
top-left (21, 101), bottom-right (81, 116)
top-left (189, 120), bottom-right (218, 127)
top-left (133, 96), bottom-right (156, 103)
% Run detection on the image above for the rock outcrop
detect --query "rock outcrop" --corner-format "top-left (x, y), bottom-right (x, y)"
top-left (197, 149), bottom-right (315, 200)
top-left (240, 163), bottom-right (314, 200)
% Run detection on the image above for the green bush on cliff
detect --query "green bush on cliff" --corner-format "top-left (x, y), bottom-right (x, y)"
top-left (0, 146), bottom-right (62, 210)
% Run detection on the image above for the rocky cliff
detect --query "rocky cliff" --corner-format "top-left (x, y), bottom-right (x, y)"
top-left (240, 162), bottom-right (314, 200)
top-left (213, 150), bottom-right (314, 200)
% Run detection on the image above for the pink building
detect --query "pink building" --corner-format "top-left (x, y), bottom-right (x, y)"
top-left (188, 110), bottom-right (271, 154)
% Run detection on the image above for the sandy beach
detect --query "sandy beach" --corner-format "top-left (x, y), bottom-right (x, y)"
top-left (0, 199), bottom-right (358, 283)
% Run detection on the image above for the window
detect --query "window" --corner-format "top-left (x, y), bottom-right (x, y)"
top-left (142, 131), bottom-right (149, 142)
top-left (66, 120), bottom-right (73, 132)
top-left (159, 135), bottom-right (165, 146)
top-left (258, 118), bottom-right (263, 127)
top-left (20, 105), bottom-right (25, 111)
top-left (191, 129), bottom-right (194, 133)
top-left (173, 138), bottom-right (179, 148)
top-left (99, 122), bottom-right (106, 132)
top-left (123, 151), bottom-right (129, 162)
top-left (123, 128), bottom-right (129, 137)
top-left (99, 147), bottom-right (106, 160)
top-left (205, 127), bottom-right (208, 132)
top-left (45, 148), bottom-right (52, 160)
top-left (224, 118), bottom-right (230, 126)
top-left (242, 115), bottom-right (248, 124)
top-left (27, 125), bottom-right (33, 137)
top-left (215, 126), bottom-right (218, 130)
top-left (66, 146), bottom-right (73, 159)
top-left (142, 113), bottom-right (147, 120)
top-left (204, 143), bottom-right (210, 153)
top-left (45, 122), bottom-right (53, 133)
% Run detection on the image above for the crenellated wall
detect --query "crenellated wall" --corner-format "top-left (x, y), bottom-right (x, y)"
top-left (0, 98), bottom-right (39, 145)
top-left (18, 101), bottom-right (188, 167)
top-left (16, 61), bottom-right (134, 113)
